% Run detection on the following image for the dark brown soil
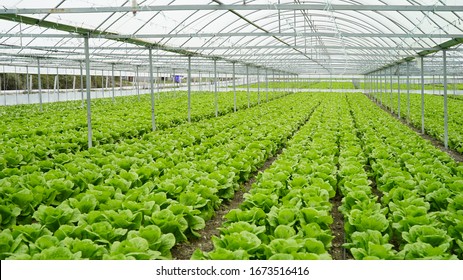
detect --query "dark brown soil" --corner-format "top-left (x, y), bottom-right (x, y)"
top-left (365, 165), bottom-right (383, 202)
top-left (171, 152), bottom-right (282, 260)
top-left (329, 190), bottom-right (347, 260)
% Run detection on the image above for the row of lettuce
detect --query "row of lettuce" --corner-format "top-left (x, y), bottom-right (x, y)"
top-left (0, 92), bottom-right (320, 260)
top-left (350, 94), bottom-right (462, 259)
top-left (194, 100), bottom-right (336, 260)
top-left (195, 93), bottom-right (463, 260)
top-left (1, 91), bottom-right (462, 260)
top-left (242, 81), bottom-right (356, 90)
top-left (369, 91), bottom-right (463, 154)
top-left (0, 90), bottom-right (285, 173)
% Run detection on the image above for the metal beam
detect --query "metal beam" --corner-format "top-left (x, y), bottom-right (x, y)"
top-left (2, 4), bottom-right (462, 14)
top-left (365, 38), bottom-right (463, 74)
top-left (99, 32), bottom-right (463, 39)
top-left (181, 45), bottom-right (442, 51)
top-left (0, 14), bottom-right (289, 74)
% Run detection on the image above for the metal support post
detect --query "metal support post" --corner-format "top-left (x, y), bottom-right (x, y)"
top-left (386, 68), bottom-right (389, 111)
top-left (233, 62), bottom-right (236, 112)
top-left (199, 71), bottom-right (202, 92)
top-left (407, 61), bottom-right (410, 122)
top-left (380, 70), bottom-right (383, 106)
top-left (119, 72), bottom-right (122, 97)
top-left (101, 70), bottom-right (104, 98)
top-left (37, 59), bottom-right (43, 111)
top-left (246, 65), bottom-right (250, 108)
top-left (443, 50), bottom-right (448, 149)
top-left (111, 64), bottom-right (115, 102)
top-left (0, 76), bottom-right (3, 106)
top-left (330, 73), bottom-right (333, 93)
top-left (389, 68), bottom-right (393, 113)
top-left (420, 56), bottom-right (425, 134)
top-left (79, 61), bottom-right (84, 107)
top-left (84, 35), bottom-right (93, 148)
top-left (266, 69), bottom-right (269, 102)
top-left (214, 59), bottom-right (218, 117)
top-left (257, 68), bottom-right (260, 105)
top-left (149, 48), bottom-right (156, 131)
top-left (136, 65), bottom-right (140, 100)
top-left (26, 66), bottom-right (30, 104)
top-left (272, 70), bottom-right (275, 96)
top-left (188, 56), bottom-right (192, 122)
top-left (156, 67), bottom-right (160, 99)
top-left (54, 73), bottom-right (59, 102)
top-left (397, 65), bottom-right (400, 115)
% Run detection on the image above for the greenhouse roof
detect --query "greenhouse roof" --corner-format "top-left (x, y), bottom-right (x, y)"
top-left (1, 0), bottom-right (463, 75)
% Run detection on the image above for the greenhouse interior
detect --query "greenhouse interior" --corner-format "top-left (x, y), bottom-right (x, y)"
top-left (1, 0), bottom-right (463, 261)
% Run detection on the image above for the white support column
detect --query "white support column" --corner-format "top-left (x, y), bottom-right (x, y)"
top-left (214, 59), bottom-right (218, 117)
top-left (209, 71), bottom-right (212, 92)
top-left (156, 67), bottom-right (160, 99)
top-left (149, 48), bottom-right (156, 131)
top-left (65, 69), bottom-right (69, 102)
top-left (380, 69), bottom-right (383, 106)
top-left (119, 72), bottom-right (122, 97)
top-left (454, 74), bottom-right (457, 95)
top-left (397, 65), bottom-right (400, 115)
top-left (443, 49), bottom-right (448, 149)
top-left (246, 65), bottom-right (250, 108)
top-left (390, 67), bottom-right (394, 114)
top-left (172, 69), bottom-right (176, 98)
top-left (37, 59), bottom-right (43, 110)
top-left (188, 56), bottom-right (191, 122)
top-left (376, 71), bottom-right (379, 102)
top-left (1, 75), bottom-right (3, 106)
top-left (330, 73), bottom-right (333, 93)
top-left (199, 71), bottom-right (202, 92)
top-left (84, 35), bottom-right (93, 148)
top-left (407, 61), bottom-right (410, 122)
top-left (54, 72), bottom-right (59, 102)
top-left (257, 68), bottom-right (260, 105)
top-left (101, 70), bottom-right (104, 98)
top-left (135, 65), bottom-right (140, 100)
top-left (72, 75), bottom-right (76, 96)
top-left (80, 61), bottom-right (84, 107)
top-left (111, 64), bottom-right (115, 102)
top-left (233, 62), bottom-right (236, 112)
top-left (163, 70), bottom-right (166, 90)
top-left (14, 68), bottom-right (18, 105)
top-left (272, 70), bottom-right (275, 96)
top-left (266, 68), bottom-right (269, 102)
top-left (26, 66), bottom-right (30, 104)
top-left (420, 56), bottom-right (425, 134)
top-left (385, 69), bottom-right (388, 109)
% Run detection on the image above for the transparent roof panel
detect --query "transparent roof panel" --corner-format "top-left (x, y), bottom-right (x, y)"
top-left (0, 0), bottom-right (462, 75)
